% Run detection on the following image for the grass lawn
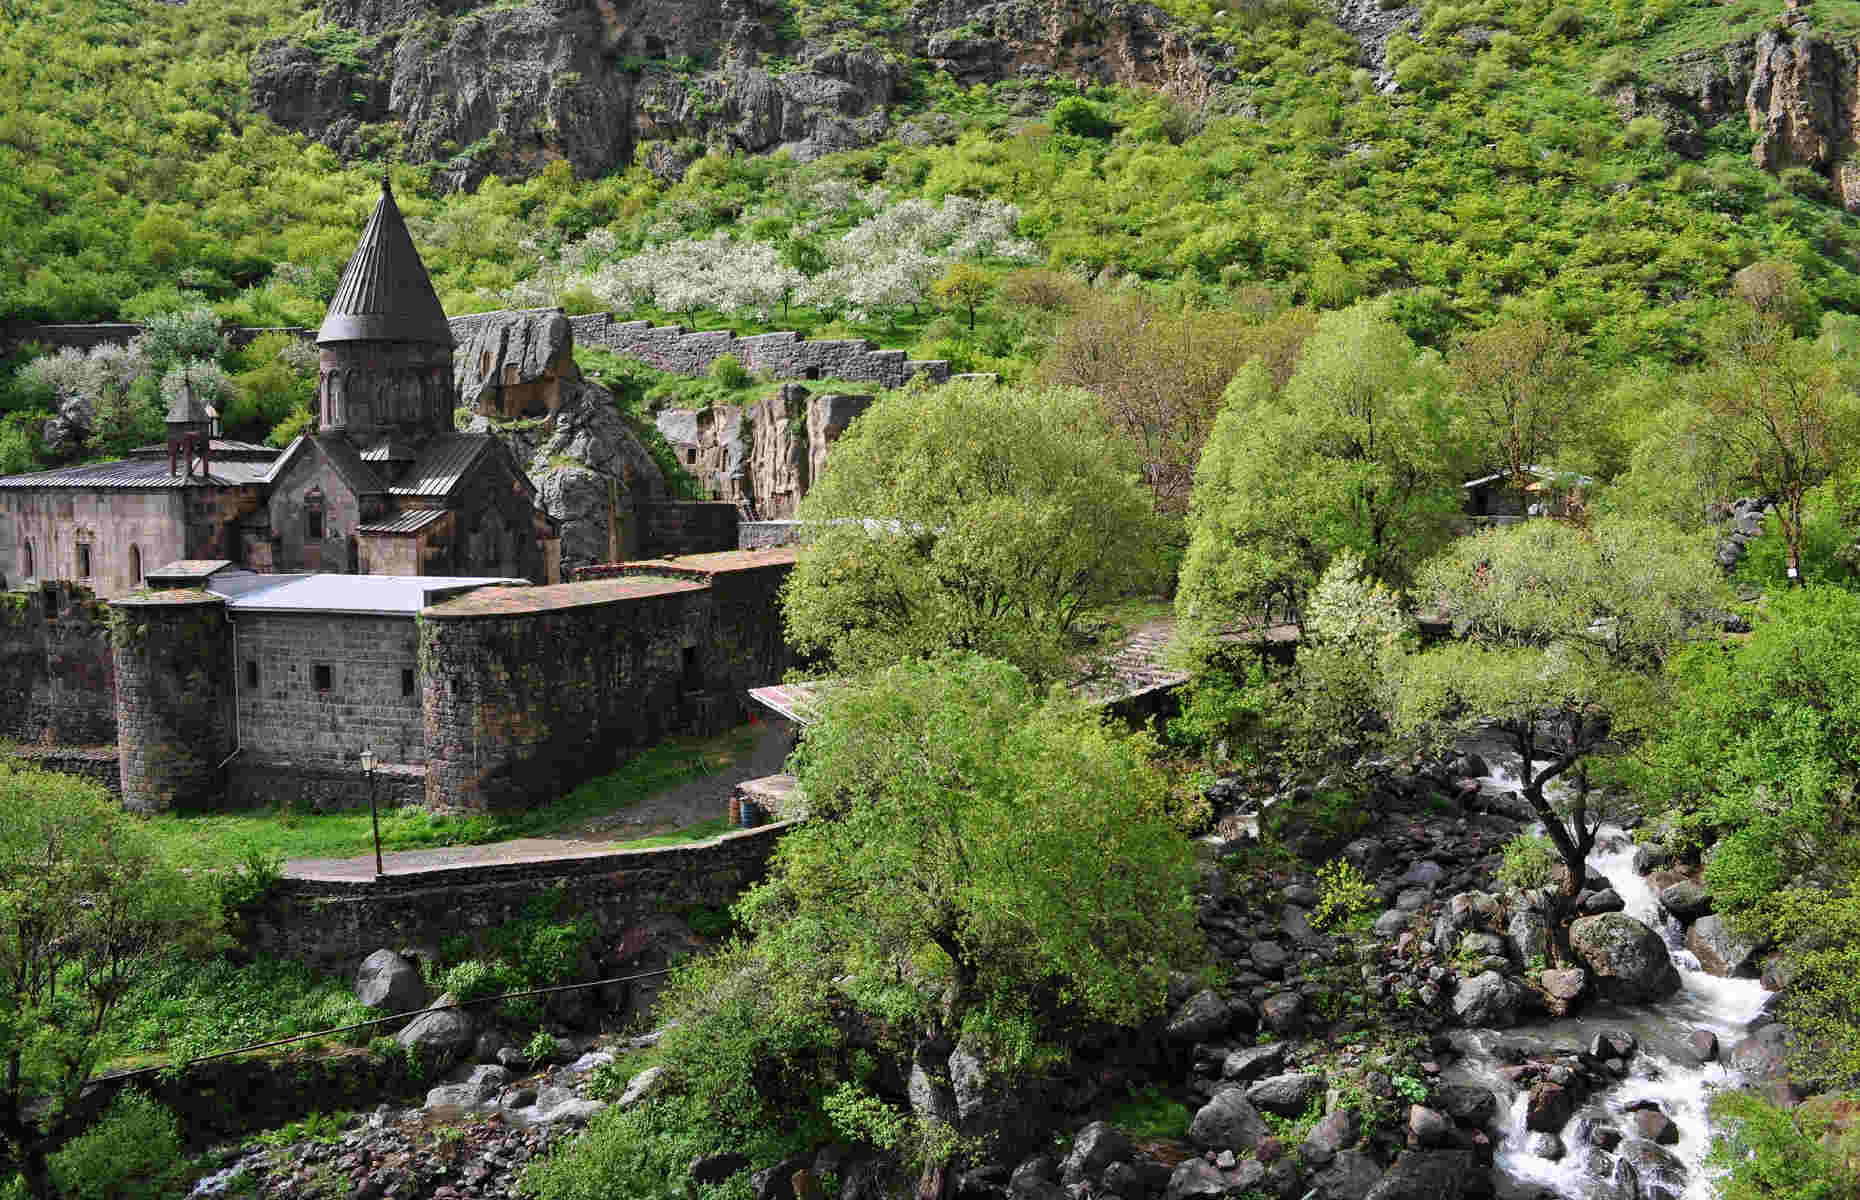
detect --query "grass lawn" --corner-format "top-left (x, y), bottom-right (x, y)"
top-left (138, 724), bottom-right (761, 868)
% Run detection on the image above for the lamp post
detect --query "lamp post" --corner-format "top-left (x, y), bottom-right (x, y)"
top-left (361, 749), bottom-right (383, 879)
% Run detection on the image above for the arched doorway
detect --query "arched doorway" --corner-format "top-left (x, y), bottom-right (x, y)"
top-left (129, 545), bottom-right (142, 586)
top-left (21, 542), bottom-right (32, 580)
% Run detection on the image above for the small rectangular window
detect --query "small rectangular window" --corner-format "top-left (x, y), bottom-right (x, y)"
top-left (314, 664), bottom-right (332, 691)
top-left (245, 661), bottom-right (258, 689)
top-left (76, 545), bottom-right (91, 577)
top-left (401, 668), bottom-right (415, 697)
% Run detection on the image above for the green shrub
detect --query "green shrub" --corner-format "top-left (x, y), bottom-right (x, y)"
top-left (1707, 1089), bottom-right (1860, 1200)
top-left (1314, 858), bottom-right (1379, 930)
top-left (1623, 115), bottom-right (1665, 150)
top-left (1539, 5), bottom-right (1583, 36)
top-left (47, 1090), bottom-right (186, 1200)
top-left (708, 353), bottom-right (750, 389)
top-left (1051, 97), bottom-right (1114, 139)
top-left (1497, 835), bottom-right (1559, 892)
top-left (1782, 167), bottom-right (1830, 202)
top-left (527, 1028), bottom-right (561, 1064)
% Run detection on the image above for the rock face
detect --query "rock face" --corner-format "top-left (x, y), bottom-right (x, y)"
top-left (1189, 1088), bottom-right (1271, 1153)
top-left (1451, 971), bottom-right (1524, 1029)
top-left (355, 948), bottom-right (429, 1013)
top-left (1568, 913), bottom-right (1682, 1004)
top-left (462, 310), bottom-right (665, 568)
top-left (254, 0), bottom-right (1239, 184)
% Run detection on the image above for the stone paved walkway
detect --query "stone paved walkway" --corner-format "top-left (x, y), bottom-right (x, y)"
top-left (284, 722), bottom-right (793, 883)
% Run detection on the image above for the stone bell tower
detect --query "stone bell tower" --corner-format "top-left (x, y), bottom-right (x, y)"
top-left (316, 176), bottom-right (456, 449)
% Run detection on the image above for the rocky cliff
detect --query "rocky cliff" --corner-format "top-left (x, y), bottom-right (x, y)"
top-left (1614, 20), bottom-right (1860, 210)
top-left (656, 383), bottom-right (871, 518)
top-left (252, 0), bottom-right (1238, 185)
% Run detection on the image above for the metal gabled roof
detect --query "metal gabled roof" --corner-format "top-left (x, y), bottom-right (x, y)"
top-left (0, 457), bottom-right (275, 490)
top-left (357, 508), bottom-right (449, 535)
top-left (388, 433), bottom-right (493, 497)
top-left (317, 179), bottom-right (454, 348)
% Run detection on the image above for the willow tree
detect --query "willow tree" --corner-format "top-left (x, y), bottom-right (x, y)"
top-left (783, 379), bottom-right (1164, 686)
top-left (1177, 302), bottom-right (1469, 638)
top-left (1388, 517), bottom-right (1726, 897)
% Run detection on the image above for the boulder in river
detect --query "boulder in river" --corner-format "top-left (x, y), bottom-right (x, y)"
top-left (1453, 971), bottom-right (1525, 1028)
top-left (1686, 914), bottom-right (1760, 978)
top-left (1568, 913), bottom-right (1682, 1003)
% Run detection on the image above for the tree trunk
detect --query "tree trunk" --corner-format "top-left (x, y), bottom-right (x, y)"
top-left (917, 1159), bottom-right (952, 1200)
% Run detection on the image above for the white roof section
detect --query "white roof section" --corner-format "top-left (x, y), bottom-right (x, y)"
top-left (203, 569), bottom-right (526, 616)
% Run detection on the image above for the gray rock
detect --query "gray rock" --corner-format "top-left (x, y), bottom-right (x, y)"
top-left (1310, 1150), bottom-right (1383, 1200)
top-left (536, 1098), bottom-right (607, 1127)
top-left (1245, 1072), bottom-right (1326, 1117)
top-left (355, 949), bottom-right (428, 1014)
top-left (424, 1081), bottom-right (495, 1111)
top-left (1525, 1082), bottom-right (1575, 1132)
top-left (1261, 992), bottom-right (1305, 1035)
top-left (1401, 861), bottom-right (1446, 887)
top-left (1658, 880), bottom-right (1713, 921)
top-left (395, 1001), bottom-right (476, 1071)
top-left (1163, 1159), bottom-right (1225, 1200)
top-left (1687, 914), bottom-right (1759, 977)
top-left (692, 1153), bottom-right (751, 1184)
top-left (1059, 1121), bottom-right (1131, 1184)
top-left (1167, 990), bottom-right (1232, 1042)
top-left (1452, 971), bottom-right (1524, 1028)
top-left (1395, 887), bottom-right (1432, 912)
top-left (1344, 838), bottom-right (1393, 876)
top-left (1581, 888), bottom-right (1626, 914)
top-left (473, 1030), bottom-right (508, 1063)
top-left (1303, 1107), bottom-right (1363, 1164)
top-left (1727, 1024), bottom-right (1792, 1081)
top-left (1619, 1138), bottom-right (1687, 1196)
top-left (618, 1065), bottom-right (669, 1108)
top-left (443, 1062), bottom-right (510, 1096)
top-left (907, 1047), bottom-right (958, 1127)
top-left (1435, 1085), bottom-right (1497, 1126)
top-left (1634, 1108), bottom-right (1679, 1145)
top-left (1376, 909), bottom-right (1414, 938)
top-left (1689, 1030), bottom-right (1719, 1063)
top-left (1221, 1043), bottom-right (1288, 1082)
top-left (1569, 913), bottom-right (1682, 1003)
top-left (1407, 1105), bottom-right (1454, 1147)
top-left (1506, 909), bottom-right (1549, 967)
top-left (1189, 1088), bottom-right (1271, 1153)
top-left (1250, 941), bottom-right (1289, 976)
top-left (1009, 1156), bottom-right (1055, 1194)
top-left (1633, 845), bottom-right (1672, 874)
top-left (1364, 1150), bottom-right (1486, 1200)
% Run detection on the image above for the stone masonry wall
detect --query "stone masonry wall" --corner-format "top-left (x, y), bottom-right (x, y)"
top-left (452, 313), bottom-right (953, 391)
top-left (738, 520), bottom-right (803, 549)
top-left (636, 500), bottom-right (740, 557)
top-left (228, 759), bottom-right (426, 812)
top-left (420, 581), bottom-right (711, 810)
top-left (234, 613), bottom-right (426, 770)
top-left (249, 822), bottom-right (790, 969)
top-left (112, 590), bottom-right (237, 812)
top-left (0, 582), bottom-right (117, 745)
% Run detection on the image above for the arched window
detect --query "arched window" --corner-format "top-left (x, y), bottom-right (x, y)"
top-left (21, 542), bottom-right (32, 579)
top-left (129, 545), bottom-right (142, 585)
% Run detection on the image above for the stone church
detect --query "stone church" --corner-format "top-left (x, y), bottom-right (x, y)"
top-left (0, 180), bottom-right (559, 598)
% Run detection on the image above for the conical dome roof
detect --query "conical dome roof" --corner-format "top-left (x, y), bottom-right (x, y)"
top-left (317, 178), bottom-right (454, 347)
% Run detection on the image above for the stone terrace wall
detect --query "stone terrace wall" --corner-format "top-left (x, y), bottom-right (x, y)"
top-left (251, 822), bottom-right (791, 969)
top-left (738, 520), bottom-right (803, 549)
top-left (0, 322), bottom-right (312, 355)
top-left (498, 313), bottom-right (953, 391)
top-left (0, 582), bottom-right (117, 745)
top-left (5, 746), bottom-right (120, 794)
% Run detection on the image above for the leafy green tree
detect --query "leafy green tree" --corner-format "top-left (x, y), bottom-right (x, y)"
top-left (1695, 307), bottom-right (1860, 588)
top-left (1449, 316), bottom-right (1589, 500)
top-left (783, 380), bottom-right (1164, 685)
top-left (742, 652), bottom-right (1199, 1039)
top-left (0, 764), bottom-right (220, 1198)
top-left (930, 262), bottom-right (992, 332)
top-left (1388, 517), bottom-right (1725, 903)
top-left (1630, 588), bottom-right (1860, 1087)
top-left (1177, 303), bottom-right (1467, 638)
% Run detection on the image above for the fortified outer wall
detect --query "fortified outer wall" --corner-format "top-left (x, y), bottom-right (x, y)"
top-left (234, 613), bottom-right (426, 768)
top-left (419, 577), bottom-right (712, 811)
top-left (112, 590), bottom-right (236, 812)
top-left (448, 313), bottom-right (953, 391)
top-left (0, 322), bottom-right (312, 356)
top-left (249, 822), bottom-right (790, 969)
top-left (0, 583), bottom-right (117, 745)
